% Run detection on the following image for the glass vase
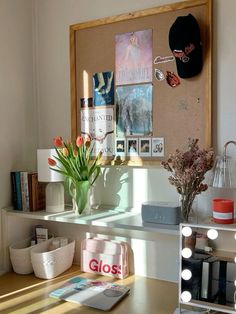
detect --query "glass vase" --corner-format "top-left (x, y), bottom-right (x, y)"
top-left (179, 193), bottom-right (197, 223)
top-left (71, 180), bottom-right (91, 216)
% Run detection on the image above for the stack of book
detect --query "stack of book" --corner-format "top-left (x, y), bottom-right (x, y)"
top-left (10, 171), bottom-right (46, 211)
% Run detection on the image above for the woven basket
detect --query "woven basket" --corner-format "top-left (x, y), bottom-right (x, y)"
top-left (9, 238), bottom-right (35, 275)
top-left (30, 237), bottom-right (75, 279)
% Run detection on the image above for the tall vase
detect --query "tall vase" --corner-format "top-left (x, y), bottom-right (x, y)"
top-left (71, 180), bottom-right (91, 215)
top-left (179, 193), bottom-right (197, 223)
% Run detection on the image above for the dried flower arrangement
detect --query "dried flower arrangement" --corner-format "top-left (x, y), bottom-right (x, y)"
top-left (161, 138), bottom-right (214, 222)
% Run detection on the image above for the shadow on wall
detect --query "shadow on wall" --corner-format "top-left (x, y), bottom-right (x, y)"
top-left (94, 166), bottom-right (180, 210)
top-left (96, 167), bottom-right (130, 208)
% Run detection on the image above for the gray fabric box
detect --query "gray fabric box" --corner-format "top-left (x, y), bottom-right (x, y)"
top-left (141, 201), bottom-right (181, 225)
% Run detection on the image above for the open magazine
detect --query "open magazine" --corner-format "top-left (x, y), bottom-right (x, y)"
top-left (50, 276), bottom-right (130, 311)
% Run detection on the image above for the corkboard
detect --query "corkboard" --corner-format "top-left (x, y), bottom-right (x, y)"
top-left (70, 0), bottom-right (212, 166)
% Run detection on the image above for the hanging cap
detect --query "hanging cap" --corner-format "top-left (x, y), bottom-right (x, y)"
top-left (169, 14), bottom-right (203, 78)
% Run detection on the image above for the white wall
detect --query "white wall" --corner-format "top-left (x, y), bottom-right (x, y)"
top-left (0, 0), bottom-right (37, 271)
top-left (0, 0), bottom-right (36, 207)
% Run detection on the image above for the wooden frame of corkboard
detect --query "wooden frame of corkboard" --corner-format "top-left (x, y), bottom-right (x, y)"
top-left (70, 0), bottom-right (212, 166)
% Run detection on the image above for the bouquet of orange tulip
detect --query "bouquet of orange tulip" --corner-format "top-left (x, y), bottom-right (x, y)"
top-left (48, 135), bottom-right (102, 214)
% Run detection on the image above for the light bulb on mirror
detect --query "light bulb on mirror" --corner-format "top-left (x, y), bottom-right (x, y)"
top-left (181, 269), bottom-right (192, 280)
top-left (182, 226), bottom-right (192, 237)
top-left (181, 291), bottom-right (192, 302)
top-left (207, 229), bottom-right (218, 240)
top-left (182, 248), bottom-right (192, 259)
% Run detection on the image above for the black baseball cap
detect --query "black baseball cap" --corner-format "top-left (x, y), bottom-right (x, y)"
top-left (169, 14), bottom-right (203, 79)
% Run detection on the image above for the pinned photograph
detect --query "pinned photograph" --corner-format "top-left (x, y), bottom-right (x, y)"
top-left (115, 138), bottom-right (126, 157)
top-left (127, 138), bottom-right (139, 156)
top-left (115, 29), bottom-right (152, 85)
top-left (139, 138), bottom-right (151, 157)
top-left (116, 83), bottom-right (152, 137)
top-left (93, 71), bottom-right (114, 106)
top-left (152, 137), bottom-right (164, 157)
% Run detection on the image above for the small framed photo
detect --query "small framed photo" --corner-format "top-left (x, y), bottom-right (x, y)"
top-left (152, 137), bottom-right (164, 157)
top-left (115, 138), bottom-right (126, 156)
top-left (127, 138), bottom-right (139, 156)
top-left (139, 138), bottom-right (151, 157)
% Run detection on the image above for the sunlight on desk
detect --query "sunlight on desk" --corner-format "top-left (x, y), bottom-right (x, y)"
top-left (0, 265), bottom-right (178, 314)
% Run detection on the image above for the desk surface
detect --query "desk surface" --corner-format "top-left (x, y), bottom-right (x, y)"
top-left (0, 266), bottom-right (178, 314)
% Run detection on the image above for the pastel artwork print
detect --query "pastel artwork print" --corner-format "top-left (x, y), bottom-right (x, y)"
top-left (116, 84), bottom-right (152, 137)
top-left (115, 29), bottom-right (153, 85)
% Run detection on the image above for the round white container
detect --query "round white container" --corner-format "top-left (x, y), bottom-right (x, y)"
top-left (9, 238), bottom-right (35, 274)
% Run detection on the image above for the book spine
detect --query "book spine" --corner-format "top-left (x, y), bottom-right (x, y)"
top-left (10, 172), bottom-right (17, 210)
top-left (24, 171), bottom-right (30, 210)
top-left (37, 181), bottom-right (46, 211)
top-left (11, 172), bottom-right (22, 210)
top-left (20, 171), bottom-right (29, 211)
top-left (30, 173), bottom-right (38, 211)
top-left (28, 172), bottom-right (33, 210)
top-left (29, 173), bottom-right (46, 211)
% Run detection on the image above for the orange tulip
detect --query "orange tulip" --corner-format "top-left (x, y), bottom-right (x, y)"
top-left (48, 158), bottom-right (56, 166)
top-left (84, 134), bottom-right (91, 148)
top-left (73, 149), bottom-right (78, 157)
top-left (76, 136), bottom-right (84, 148)
top-left (53, 136), bottom-right (63, 148)
top-left (62, 147), bottom-right (69, 157)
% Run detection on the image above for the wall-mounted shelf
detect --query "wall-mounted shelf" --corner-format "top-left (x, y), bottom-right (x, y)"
top-left (4, 207), bottom-right (179, 236)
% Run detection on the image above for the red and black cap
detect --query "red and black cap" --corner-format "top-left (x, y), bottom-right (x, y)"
top-left (169, 14), bottom-right (203, 79)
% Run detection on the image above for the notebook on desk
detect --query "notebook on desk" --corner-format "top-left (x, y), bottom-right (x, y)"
top-left (49, 276), bottom-right (130, 311)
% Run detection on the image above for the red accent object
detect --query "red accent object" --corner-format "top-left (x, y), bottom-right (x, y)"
top-left (212, 198), bottom-right (234, 224)
top-left (166, 71), bottom-right (181, 87)
top-left (89, 258), bottom-right (122, 275)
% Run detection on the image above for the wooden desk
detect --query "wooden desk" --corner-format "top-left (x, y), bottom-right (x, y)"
top-left (0, 266), bottom-right (178, 314)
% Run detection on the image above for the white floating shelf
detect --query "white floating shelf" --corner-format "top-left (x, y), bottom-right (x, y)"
top-left (4, 207), bottom-right (179, 235)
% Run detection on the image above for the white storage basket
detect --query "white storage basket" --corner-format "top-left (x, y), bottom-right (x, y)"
top-left (30, 237), bottom-right (75, 279)
top-left (9, 238), bottom-right (35, 275)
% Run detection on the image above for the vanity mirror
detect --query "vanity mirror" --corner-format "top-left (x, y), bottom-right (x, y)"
top-left (180, 223), bottom-right (236, 314)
